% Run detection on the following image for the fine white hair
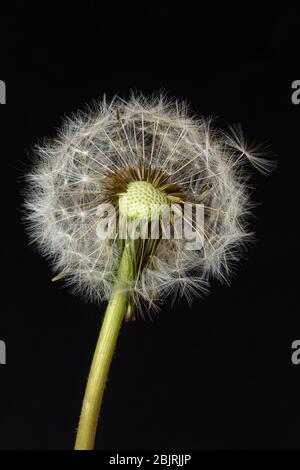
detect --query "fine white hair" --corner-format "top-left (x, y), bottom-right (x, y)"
top-left (25, 93), bottom-right (273, 311)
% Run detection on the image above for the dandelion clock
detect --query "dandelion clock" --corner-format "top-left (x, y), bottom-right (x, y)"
top-left (25, 93), bottom-right (273, 449)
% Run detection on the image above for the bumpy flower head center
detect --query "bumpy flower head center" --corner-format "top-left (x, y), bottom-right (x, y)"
top-left (118, 181), bottom-right (169, 220)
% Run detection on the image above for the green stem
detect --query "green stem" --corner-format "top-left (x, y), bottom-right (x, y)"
top-left (74, 244), bottom-right (131, 450)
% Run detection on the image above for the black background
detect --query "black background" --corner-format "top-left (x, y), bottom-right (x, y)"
top-left (0, 3), bottom-right (299, 451)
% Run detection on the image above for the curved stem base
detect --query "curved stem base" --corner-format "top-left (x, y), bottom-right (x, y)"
top-left (74, 245), bottom-right (130, 450)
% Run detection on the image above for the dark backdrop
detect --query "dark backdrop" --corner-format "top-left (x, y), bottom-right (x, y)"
top-left (0, 3), bottom-right (299, 450)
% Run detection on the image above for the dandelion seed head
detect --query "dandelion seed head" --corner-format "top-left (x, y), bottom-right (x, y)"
top-left (25, 92), bottom-right (272, 312)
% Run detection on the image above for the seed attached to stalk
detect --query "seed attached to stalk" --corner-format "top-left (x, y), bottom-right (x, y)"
top-left (25, 93), bottom-right (273, 449)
